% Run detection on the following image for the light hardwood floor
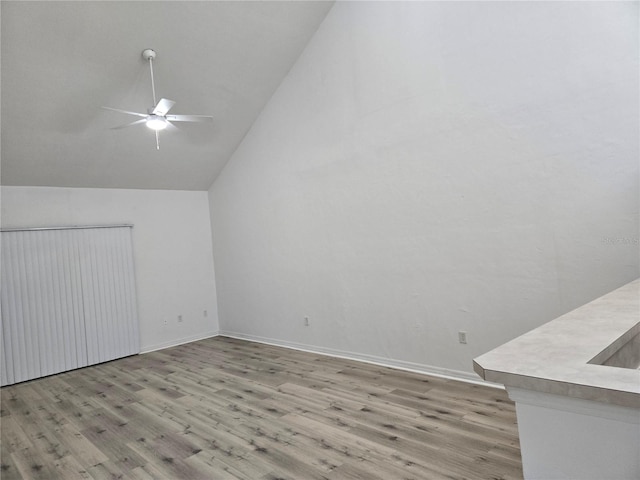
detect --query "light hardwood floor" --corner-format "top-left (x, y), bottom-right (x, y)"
top-left (1, 336), bottom-right (523, 479)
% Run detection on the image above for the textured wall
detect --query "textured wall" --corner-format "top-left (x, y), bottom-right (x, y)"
top-left (209, 1), bottom-right (639, 375)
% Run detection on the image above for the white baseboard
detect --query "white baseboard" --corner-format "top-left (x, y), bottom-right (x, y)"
top-left (140, 330), bottom-right (220, 354)
top-left (219, 330), bottom-right (502, 388)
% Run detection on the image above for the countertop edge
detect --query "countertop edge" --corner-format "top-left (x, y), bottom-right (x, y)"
top-left (474, 279), bottom-right (640, 409)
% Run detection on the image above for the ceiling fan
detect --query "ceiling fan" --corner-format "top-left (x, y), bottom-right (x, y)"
top-left (103, 49), bottom-right (213, 150)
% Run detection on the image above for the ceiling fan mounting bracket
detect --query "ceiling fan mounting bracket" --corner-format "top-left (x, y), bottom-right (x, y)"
top-left (142, 49), bottom-right (156, 61)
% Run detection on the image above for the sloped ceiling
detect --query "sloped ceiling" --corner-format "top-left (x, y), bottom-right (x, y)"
top-left (1, 1), bottom-right (334, 191)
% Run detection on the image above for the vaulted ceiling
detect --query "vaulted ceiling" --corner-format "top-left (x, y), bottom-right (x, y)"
top-left (1, 1), bottom-right (334, 191)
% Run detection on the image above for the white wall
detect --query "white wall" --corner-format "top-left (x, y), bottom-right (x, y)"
top-left (208, 2), bottom-right (639, 376)
top-left (1, 186), bottom-right (219, 352)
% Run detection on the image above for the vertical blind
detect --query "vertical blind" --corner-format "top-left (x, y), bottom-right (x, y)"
top-left (1, 225), bottom-right (140, 386)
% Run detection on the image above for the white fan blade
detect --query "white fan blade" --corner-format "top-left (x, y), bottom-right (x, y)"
top-left (165, 121), bottom-right (179, 131)
top-left (165, 114), bottom-right (213, 123)
top-left (152, 98), bottom-right (176, 116)
top-left (111, 118), bottom-right (147, 130)
top-left (102, 106), bottom-right (148, 118)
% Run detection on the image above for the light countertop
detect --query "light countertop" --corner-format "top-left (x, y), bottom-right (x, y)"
top-left (474, 279), bottom-right (640, 409)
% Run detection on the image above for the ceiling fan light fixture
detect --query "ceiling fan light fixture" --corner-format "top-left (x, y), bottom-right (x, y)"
top-left (103, 49), bottom-right (213, 149)
top-left (146, 115), bottom-right (167, 131)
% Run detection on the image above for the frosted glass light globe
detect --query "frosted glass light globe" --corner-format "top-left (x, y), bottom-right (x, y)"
top-left (146, 115), bottom-right (167, 131)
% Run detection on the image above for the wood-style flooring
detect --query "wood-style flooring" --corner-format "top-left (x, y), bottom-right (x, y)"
top-left (1, 336), bottom-right (522, 479)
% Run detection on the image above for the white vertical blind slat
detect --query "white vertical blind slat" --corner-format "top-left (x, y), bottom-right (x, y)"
top-left (57, 230), bottom-right (74, 369)
top-left (0, 305), bottom-right (7, 386)
top-left (8, 233), bottom-right (26, 383)
top-left (22, 232), bottom-right (42, 381)
top-left (40, 230), bottom-right (59, 376)
top-left (71, 230), bottom-right (89, 368)
top-left (1, 236), bottom-right (17, 384)
top-left (79, 228), bottom-right (100, 365)
top-left (10, 231), bottom-right (32, 383)
top-left (51, 231), bottom-right (68, 372)
top-left (105, 228), bottom-right (123, 359)
top-left (101, 229), bottom-right (117, 361)
top-left (62, 229), bottom-right (82, 369)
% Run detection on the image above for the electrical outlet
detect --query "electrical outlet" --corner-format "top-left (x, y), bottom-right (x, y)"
top-left (458, 331), bottom-right (467, 344)
top-left (178, 315), bottom-right (183, 323)
top-left (304, 316), bottom-right (310, 326)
